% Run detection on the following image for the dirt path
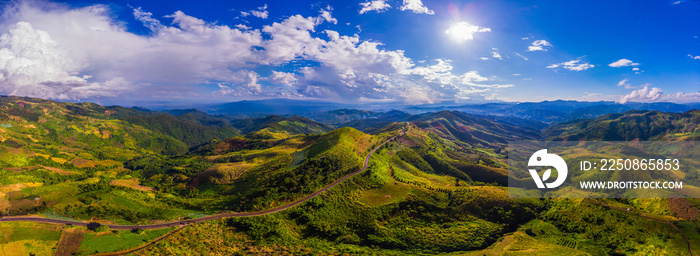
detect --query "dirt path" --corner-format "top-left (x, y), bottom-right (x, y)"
top-left (54, 228), bottom-right (85, 256)
top-left (0, 135), bottom-right (396, 231)
top-left (91, 225), bottom-right (188, 256)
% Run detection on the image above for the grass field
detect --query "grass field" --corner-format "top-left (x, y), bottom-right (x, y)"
top-left (77, 227), bottom-right (175, 255)
top-left (0, 222), bottom-right (62, 256)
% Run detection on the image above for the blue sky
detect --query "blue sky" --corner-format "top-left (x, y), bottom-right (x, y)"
top-left (0, 0), bottom-right (697, 106)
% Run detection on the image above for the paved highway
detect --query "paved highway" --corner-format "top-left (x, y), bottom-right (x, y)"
top-left (0, 135), bottom-right (396, 230)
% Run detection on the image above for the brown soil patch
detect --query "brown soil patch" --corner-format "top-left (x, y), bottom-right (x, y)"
top-left (54, 228), bottom-right (86, 256)
top-left (0, 183), bottom-right (42, 193)
top-left (0, 192), bottom-right (9, 213)
top-left (109, 179), bottom-right (153, 192)
top-left (190, 163), bottom-right (252, 187)
top-left (4, 165), bottom-right (75, 175)
top-left (70, 157), bottom-right (96, 168)
top-left (5, 147), bottom-right (34, 156)
top-left (668, 198), bottom-right (699, 221)
top-left (396, 136), bottom-right (417, 147)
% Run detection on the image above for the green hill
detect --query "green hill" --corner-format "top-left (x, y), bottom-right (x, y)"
top-left (406, 110), bottom-right (542, 147)
top-left (120, 114), bottom-right (239, 148)
top-left (1, 96), bottom-right (698, 255)
top-left (545, 109), bottom-right (700, 141)
top-left (232, 115), bottom-right (333, 135)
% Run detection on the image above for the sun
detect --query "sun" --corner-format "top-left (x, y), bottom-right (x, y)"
top-left (445, 21), bottom-right (491, 43)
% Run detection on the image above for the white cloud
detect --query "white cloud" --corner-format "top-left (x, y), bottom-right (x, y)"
top-left (319, 8), bottom-right (337, 24)
top-left (0, 2), bottom-right (511, 104)
top-left (400, 0), bottom-right (434, 15)
top-left (672, 0), bottom-right (682, 4)
top-left (269, 71), bottom-right (297, 87)
top-left (665, 91), bottom-right (700, 102)
top-left (617, 86), bottom-right (663, 103)
top-left (617, 78), bottom-right (629, 87)
top-left (617, 78), bottom-right (640, 89)
top-left (514, 52), bottom-right (528, 60)
top-left (689, 54), bottom-right (700, 60)
top-left (547, 59), bottom-right (594, 71)
top-left (632, 67), bottom-right (640, 71)
top-left (250, 4), bottom-right (268, 19)
top-left (608, 58), bottom-right (640, 67)
top-left (480, 57), bottom-right (489, 60)
top-left (0, 17), bottom-right (125, 100)
top-left (235, 24), bottom-right (251, 30)
top-left (359, 1), bottom-right (391, 14)
top-left (491, 48), bottom-right (503, 60)
top-left (445, 22), bottom-right (491, 43)
top-left (408, 60), bottom-right (513, 90)
top-left (527, 40), bottom-right (551, 51)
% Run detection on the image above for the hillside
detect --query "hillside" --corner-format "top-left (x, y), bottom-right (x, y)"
top-left (1, 96), bottom-right (698, 255)
top-left (545, 109), bottom-right (700, 141)
top-left (406, 111), bottom-right (542, 147)
top-left (232, 115), bottom-right (333, 135)
top-left (120, 114), bottom-right (239, 148)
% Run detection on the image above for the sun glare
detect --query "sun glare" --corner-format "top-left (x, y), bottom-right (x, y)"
top-left (445, 21), bottom-right (491, 43)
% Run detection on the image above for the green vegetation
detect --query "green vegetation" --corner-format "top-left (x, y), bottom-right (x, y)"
top-left (545, 109), bottom-right (700, 141)
top-left (0, 222), bottom-right (62, 256)
top-left (78, 227), bottom-right (174, 255)
top-left (0, 96), bottom-right (697, 255)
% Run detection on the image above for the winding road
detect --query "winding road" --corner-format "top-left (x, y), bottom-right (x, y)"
top-left (0, 135), bottom-right (396, 230)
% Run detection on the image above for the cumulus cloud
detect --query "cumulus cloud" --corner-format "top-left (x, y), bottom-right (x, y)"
top-left (400, 0), bottom-right (434, 15)
top-left (617, 86), bottom-right (663, 103)
top-left (0, 18), bottom-right (124, 99)
top-left (319, 7), bottom-right (338, 24)
top-left (268, 71), bottom-right (297, 87)
top-left (491, 48), bottom-right (503, 60)
top-left (665, 91), bottom-right (700, 102)
top-left (547, 59), bottom-right (594, 71)
top-left (409, 60), bottom-right (513, 90)
top-left (608, 58), bottom-right (640, 67)
top-left (250, 4), bottom-right (268, 19)
top-left (527, 40), bottom-right (551, 51)
top-left (0, 1), bottom-right (510, 104)
top-left (689, 54), bottom-right (700, 60)
top-left (359, 1), bottom-right (391, 14)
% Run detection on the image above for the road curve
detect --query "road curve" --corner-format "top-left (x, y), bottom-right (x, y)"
top-left (0, 135), bottom-right (397, 230)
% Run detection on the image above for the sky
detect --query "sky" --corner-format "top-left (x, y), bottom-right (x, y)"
top-left (0, 0), bottom-right (698, 107)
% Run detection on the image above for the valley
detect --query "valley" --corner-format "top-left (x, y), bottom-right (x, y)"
top-left (0, 96), bottom-right (698, 255)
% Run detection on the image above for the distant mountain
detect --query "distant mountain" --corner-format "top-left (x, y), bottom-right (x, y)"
top-left (544, 109), bottom-right (700, 141)
top-left (204, 99), bottom-right (352, 117)
top-left (121, 114), bottom-right (240, 148)
top-left (165, 108), bottom-right (237, 127)
top-left (305, 109), bottom-right (383, 125)
top-left (232, 115), bottom-right (333, 135)
top-left (409, 100), bottom-right (699, 124)
top-left (405, 111), bottom-right (542, 147)
top-left (339, 110), bottom-right (412, 133)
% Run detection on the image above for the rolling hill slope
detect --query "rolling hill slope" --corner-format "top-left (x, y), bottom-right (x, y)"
top-left (544, 109), bottom-right (700, 141)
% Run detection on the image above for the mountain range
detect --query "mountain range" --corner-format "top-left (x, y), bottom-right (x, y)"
top-left (0, 95), bottom-right (698, 255)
